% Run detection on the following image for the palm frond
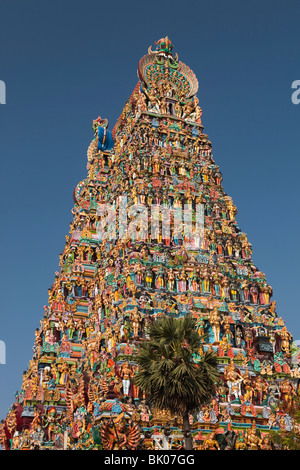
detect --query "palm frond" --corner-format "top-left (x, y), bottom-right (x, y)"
top-left (132, 315), bottom-right (220, 415)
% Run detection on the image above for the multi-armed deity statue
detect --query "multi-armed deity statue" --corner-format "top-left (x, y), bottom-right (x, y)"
top-left (1, 37), bottom-right (299, 450)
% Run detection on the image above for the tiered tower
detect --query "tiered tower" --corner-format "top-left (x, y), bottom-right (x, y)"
top-left (2, 37), bottom-right (299, 451)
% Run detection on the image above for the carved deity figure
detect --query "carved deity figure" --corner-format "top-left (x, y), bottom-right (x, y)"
top-left (209, 306), bottom-right (222, 343)
top-left (224, 360), bottom-right (243, 402)
top-left (119, 362), bottom-right (134, 397)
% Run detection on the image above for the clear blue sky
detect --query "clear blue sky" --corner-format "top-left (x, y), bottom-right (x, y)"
top-left (0, 0), bottom-right (299, 419)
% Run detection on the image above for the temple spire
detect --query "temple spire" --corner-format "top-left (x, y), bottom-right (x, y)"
top-left (1, 38), bottom-right (298, 452)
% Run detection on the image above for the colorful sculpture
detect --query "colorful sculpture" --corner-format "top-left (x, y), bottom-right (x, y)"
top-left (2, 37), bottom-right (300, 450)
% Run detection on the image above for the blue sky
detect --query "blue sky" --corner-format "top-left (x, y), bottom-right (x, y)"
top-left (0, 0), bottom-right (299, 419)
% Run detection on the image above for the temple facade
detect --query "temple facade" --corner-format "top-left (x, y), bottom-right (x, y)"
top-left (2, 37), bottom-right (300, 450)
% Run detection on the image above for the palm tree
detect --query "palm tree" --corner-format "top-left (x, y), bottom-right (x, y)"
top-left (133, 315), bottom-right (220, 450)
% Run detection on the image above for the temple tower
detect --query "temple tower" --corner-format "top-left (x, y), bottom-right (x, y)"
top-left (1, 38), bottom-right (299, 451)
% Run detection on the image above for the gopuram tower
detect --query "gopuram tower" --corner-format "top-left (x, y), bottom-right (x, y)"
top-left (2, 37), bottom-right (299, 451)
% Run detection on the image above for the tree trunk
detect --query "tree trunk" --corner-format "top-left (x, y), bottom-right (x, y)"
top-left (182, 412), bottom-right (193, 450)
